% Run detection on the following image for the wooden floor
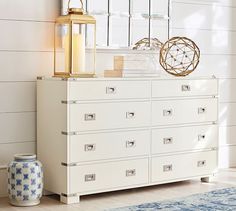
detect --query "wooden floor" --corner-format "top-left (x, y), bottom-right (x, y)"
top-left (1, 168), bottom-right (236, 211)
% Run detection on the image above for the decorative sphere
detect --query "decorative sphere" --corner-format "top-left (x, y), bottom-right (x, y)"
top-left (159, 37), bottom-right (200, 77)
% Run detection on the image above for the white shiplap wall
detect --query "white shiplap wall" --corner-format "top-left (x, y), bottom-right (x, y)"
top-left (0, 0), bottom-right (60, 197)
top-left (170, 0), bottom-right (236, 168)
top-left (0, 0), bottom-right (235, 197)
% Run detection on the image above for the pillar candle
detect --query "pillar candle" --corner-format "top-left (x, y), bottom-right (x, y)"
top-left (64, 33), bottom-right (86, 74)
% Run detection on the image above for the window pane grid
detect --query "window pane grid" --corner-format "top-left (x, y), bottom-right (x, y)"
top-left (84, 0), bottom-right (169, 48)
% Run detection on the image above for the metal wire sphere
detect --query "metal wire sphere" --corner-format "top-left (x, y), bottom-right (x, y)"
top-left (159, 37), bottom-right (200, 77)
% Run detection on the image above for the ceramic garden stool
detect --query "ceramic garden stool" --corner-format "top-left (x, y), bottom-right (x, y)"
top-left (8, 154), bottom-right (43, 206)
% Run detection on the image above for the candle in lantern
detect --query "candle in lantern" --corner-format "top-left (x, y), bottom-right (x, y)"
top-left (64, 33), bottom-right (86, 74)
top-left (73, 33), bottom-right (85, 73)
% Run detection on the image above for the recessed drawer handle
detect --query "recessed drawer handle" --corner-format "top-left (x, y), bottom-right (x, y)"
top-left (126, 140), bottom-right (136, 148)
top-left (182, 85), bottom-right (191, 91)
top-left (126, 169), bottom-right (136, 177)
top-left (84, 113), bottom-right (96, 121)
top-left (84, 144), bottom-right (96, 152)
top-left (198, 107), bottom-right (206, 114)
top-left (163, 137), bottom-right (173, 145)
top-left (198, 134), bottom-right (206, 141)
top-left (106, 86), bottom-right (116, 94)
top-left (197, 160), bottom-right (206, 167)
top-left (163, 109), bottom-right (173, 116)
top-left (85, 174), bottom-right (96, 182)
top-left (163, 164), bottom-right (172, 172)
top-left (126, 112), bottom-right (135, 119)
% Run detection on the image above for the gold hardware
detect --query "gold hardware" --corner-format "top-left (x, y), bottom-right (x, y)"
top-left (68, 0), bottom-right (84, 14)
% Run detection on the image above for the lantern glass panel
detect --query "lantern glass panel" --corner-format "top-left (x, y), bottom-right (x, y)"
top-left (85, 23), bottom-right (96, 73)
top-left (54, 23), bottom-right (70, 75)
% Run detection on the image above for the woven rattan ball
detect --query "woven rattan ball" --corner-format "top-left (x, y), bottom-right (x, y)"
top-left (159, 37), bottom-right (200, 77)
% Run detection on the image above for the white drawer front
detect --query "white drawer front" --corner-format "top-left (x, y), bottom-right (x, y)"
top-left (152, 98), bottom-right (218, 126)
top-left (152, 79), bottom-right (218, 98)
top-left (151, 151), bottom-right (217, 183)
top-left (69, 130), bottom-right (150, 163)
top-left (69, 101), bottom-right (150, 131)
top-left (69, 159), bottom-right (148, 194)
top-left (69, 81), bottom-right (151, 100)
top-left (152, 125), bottom-right (218, 155)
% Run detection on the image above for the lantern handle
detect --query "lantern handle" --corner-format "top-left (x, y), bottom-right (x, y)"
top-left (67, 0), bottom-right (84, 12)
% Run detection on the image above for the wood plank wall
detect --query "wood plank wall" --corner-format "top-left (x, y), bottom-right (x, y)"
top-left (170, 0), bottom-right (236, 168)
top-left (0, 0), bottom-right (60, 197)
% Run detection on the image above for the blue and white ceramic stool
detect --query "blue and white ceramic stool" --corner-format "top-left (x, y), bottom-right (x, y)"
top-left (8, 154), bottom-right (43, 206)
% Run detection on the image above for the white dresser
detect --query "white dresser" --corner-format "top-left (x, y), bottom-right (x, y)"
top-left (37, 77), bottom-right (218, 204)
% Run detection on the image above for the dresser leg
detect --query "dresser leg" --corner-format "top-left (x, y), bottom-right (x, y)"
top-left (201, 177), bottom-right (210, 183)
top-left (60, 194), bottom-right (80, 204)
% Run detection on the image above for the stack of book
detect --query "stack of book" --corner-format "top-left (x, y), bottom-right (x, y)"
top-left (104, 55), bottom-right (160, 78)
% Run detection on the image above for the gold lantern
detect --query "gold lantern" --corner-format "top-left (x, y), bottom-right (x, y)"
top-left (54, 0), bottom-right (96, 77)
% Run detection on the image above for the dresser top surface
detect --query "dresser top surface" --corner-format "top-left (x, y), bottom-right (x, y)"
top-left (37, 76), bottom-right (217, 82)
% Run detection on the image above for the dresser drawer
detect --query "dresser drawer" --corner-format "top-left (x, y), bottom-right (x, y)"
top-left (152, 98), bottom-right (218, 126)
top-left (69, 101), bottom-right (150, 131)
top-left (69, 130), bottom-right (150, 163)
top-left (152, 79), bottom-right (218, 98)
top-left (68, 81), bottom-right (150, 100)
top-left (152, 125), bottom-right (218, 155)
top-left (151, 151), bottom-right (217, 183)
top-left (69, 158), bottom-right (148, 194)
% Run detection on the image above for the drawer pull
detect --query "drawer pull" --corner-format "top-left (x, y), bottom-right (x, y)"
top-left (126, 169), bottom-right (136, 177)
top-left (163, 164), bottom-right (172, 172)
top-left (106, 86), bottom-right (116, 94)
top-left (85, 174), bottom-right (96, 182)
top-left (197, 160), bottom-right (206, 167)
top-left (182, 85), bottom-right (191, 91)
top-left (84, 144), bottom-right (96, 152)
top-left (198, 107), bottom-right (206, 114)
top-left (126, 140), bottom-right (136, 148)
top-left (84, 113), bottom-right (96, 121)
top-left (126, 112), bottom-right (135, 119)
top-left (163, 137), bottom-right (173, 145)
top-left (163, 109), bottom-right (173, 116)
top-left (198, 134), bottom-right (206, 141)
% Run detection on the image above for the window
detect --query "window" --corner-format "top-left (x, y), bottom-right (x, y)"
top-left (63, 0), bottom-right (170, 48)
